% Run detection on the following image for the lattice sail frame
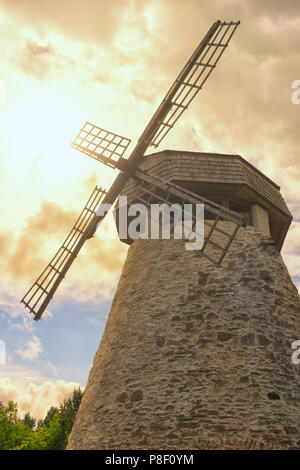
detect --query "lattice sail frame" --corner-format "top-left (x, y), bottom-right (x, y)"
top-left (21, 20), bottom-right (241, 320)
top-left (71, 122), bottom-right (131, 169)
top-left (129, 169), bottom-right (246, 266)
top-left (149, 21), bottom-right (240, 148)
top-left (21, 186), bottom-right (107, 320)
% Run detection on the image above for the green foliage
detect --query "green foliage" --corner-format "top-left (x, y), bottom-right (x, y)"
top-left (59, 387), bottom-right (83, 438)
top-left (43, 406), bottom-right (59, 427)
top-left (22, 412), bottom-right (36, 430)
top-left (0, 388), bottom-right (83, 450)
top-left (0, 401), bottom-right (31, 450)
top-left (17, 412), bottom-right (65, 450)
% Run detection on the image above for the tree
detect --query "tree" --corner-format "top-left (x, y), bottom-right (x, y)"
top-left (17, 412), bottom-right (64, 450)
top-left (43, 406), bottom-right (59, 427)
top-left (22, 412), bottom-right (36, 430)
top-left (59, 388), bottom-right (84, 437)
top-left (0, 387), bottom-right (84, 450)
top-left (0, 401), bottom-right (31, 450)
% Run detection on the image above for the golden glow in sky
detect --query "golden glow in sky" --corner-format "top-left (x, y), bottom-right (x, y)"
top-left (0, 0), bottom-right (299, 418)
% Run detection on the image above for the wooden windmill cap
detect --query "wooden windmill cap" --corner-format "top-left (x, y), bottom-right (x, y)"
top-left (118, 150), bottom-right (292, 251)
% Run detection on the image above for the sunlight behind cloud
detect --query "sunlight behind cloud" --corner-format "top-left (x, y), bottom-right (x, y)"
top-left (4, 89), bottom-right (82, 180)
top-left (0, 0), bottom-right (299, 403)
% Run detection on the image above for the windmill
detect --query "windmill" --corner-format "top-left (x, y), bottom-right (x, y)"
top-left (21, 20), bottom-right (245, 321)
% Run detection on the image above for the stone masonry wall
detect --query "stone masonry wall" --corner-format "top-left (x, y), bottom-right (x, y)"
top-left (67, 224), bottom-right (300, 449)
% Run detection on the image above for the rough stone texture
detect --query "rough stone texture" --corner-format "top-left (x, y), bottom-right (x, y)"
top-left (67, 224), bottom-right (300, 450)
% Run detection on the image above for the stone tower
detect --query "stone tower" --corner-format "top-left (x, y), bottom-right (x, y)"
top-left (67, 151), bottom-right (300, 450)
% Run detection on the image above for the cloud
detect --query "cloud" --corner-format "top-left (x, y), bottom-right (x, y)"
top-left (5, 201), bottom-right (77, 281)
top-left (16, 336), bottom-right (43, 361)
top-left (27, 42), bottom-right (53, 56)
top-left (0, 284), bottom-right (53, 332)
top-left (0, 195), bottom-right (127, 316)
top-left (0, 0), bottom-right (129, 46)
top-left (0, 0), bottom-right (299, 399)
top-left (2, 0), bottom-right (300, 313)
top-left (12, 40), bottom-right (54, 79)
top-left (0, 375), bottom-right (81, 419)
top-left (47, 361), bottom-right (58, 378)
top-left (282, 220), bottom-right (300, 293)
top-left (0, 232), bottom-right (13, 253)
top-left (5, 194), bottom-right (127, 282)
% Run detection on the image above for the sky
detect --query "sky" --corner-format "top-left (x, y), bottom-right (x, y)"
top-left (0, 0), bottom-right (299, 420)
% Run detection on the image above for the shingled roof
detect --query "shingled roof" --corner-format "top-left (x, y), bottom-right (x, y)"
top-left (142, 150), bottom-right (291, 218)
